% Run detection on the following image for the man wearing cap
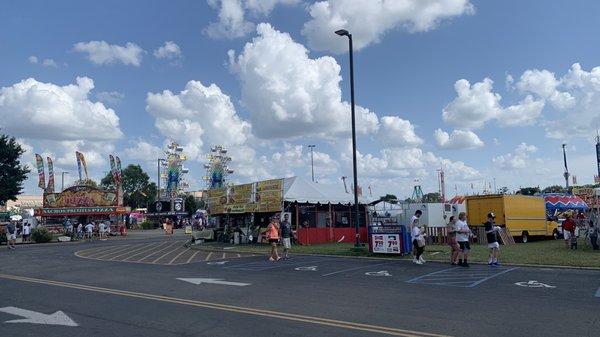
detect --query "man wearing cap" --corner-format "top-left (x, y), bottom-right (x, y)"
top-left (484, 212), bottom-right (501, 266)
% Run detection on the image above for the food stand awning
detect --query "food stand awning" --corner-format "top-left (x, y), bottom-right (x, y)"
top-left (543, 193), bottom-right (588, 215)
top-left (283, 177), bottom-right (370, 204)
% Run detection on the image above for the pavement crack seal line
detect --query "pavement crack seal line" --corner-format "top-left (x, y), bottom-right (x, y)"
top-left (0, 273), bottom-right (449, 337)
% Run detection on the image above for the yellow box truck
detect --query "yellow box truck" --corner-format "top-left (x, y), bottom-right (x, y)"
top-left (465, 194), bottom-right (558, 243)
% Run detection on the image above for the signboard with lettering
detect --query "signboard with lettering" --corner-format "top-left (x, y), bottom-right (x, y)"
top-left (207, 179), bottom-right (283, 215)
top-left (36, 206), bottom-right (131, 216)
top-left (371, 234), bottom-right (401, 254)
top-left (43, 185), bottom-right (118, 208)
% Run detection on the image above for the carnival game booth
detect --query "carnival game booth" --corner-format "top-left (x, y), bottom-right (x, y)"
top-left (205, 177), bottom-right (370, 245)
top-left (34, 185), bottom-right (130, 233)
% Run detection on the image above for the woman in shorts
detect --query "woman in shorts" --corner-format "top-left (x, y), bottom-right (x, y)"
top-left (266, 217), bottom-right (281, 262)
top-left (446, 216), bottom-right (460, 265)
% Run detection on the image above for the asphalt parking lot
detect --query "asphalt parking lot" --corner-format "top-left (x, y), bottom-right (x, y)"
top-left (0, 238), bottom-right (598, 337)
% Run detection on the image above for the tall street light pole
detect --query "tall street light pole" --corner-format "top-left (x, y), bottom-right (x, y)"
top-left (308, 145), bottom-right (316, 182)
top-left (335, 29), bottom-right (361, 247)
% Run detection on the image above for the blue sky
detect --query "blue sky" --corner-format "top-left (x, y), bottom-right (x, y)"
top-left (2, 0), bottom-right (600, 198)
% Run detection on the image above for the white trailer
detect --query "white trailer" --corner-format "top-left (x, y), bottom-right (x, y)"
top-left (402, 203), bottom-right (452, 228)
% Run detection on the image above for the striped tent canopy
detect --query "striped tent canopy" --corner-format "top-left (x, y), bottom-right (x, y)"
top-left (543, 193), bottom-right (588, 216)
top-left (447, 195), bottom-right (466, 204)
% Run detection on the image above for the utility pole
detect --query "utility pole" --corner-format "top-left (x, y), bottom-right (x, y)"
top-left (308, 145), bottom-right (316, 182)
top-left (562, 143), bottom-right (570, 190)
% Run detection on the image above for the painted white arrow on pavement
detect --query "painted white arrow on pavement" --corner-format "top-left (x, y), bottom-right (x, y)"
top-left (0, 307), bottom-right (78, 326)
top-left (177, 278), bottom-right (251, 287)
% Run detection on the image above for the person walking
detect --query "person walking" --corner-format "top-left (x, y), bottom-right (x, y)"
top-left (411, 224), bottom-right (426, 264)
top-left (99, 221), bottom-right (107, 241)
top-left (280, 214), bottom-right (292, 259)
top-left (85, 221), bottom-right (95, 242)
top-left (446, 216), bottom-right (460, 265)
top-left (485, 213), bottom-right (501, 266)
top-left (410, 210), bottom-right (423, 263)
top-left (266, 217), bottom-right (281, 262)
top-left (6, 221), bottom-right (17, 249)
top-left (22, 222), bottom-right (31, 243)
top-left (588, 220), bottom-right (599, 250)
top-left (77, 222), bottom-right (84, 240)
top-left (562, 213), bottom-right (576, 249)
top-left (456, 212), bottom-right (471, 267)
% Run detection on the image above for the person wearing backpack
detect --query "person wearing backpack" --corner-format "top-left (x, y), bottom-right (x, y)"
top-left (6, 221), bottom-right (17, 250)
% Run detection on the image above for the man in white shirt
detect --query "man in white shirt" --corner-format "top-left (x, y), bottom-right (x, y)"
top-left (22, 222), bottom-right (31, 243)
top-left (456, 212), bottom-right (471, 267)
top-left (99, 221), bottom-right (107, 240)
top-left (410, 210), bottom-right (423, 263)
top-left (85, 222), bottom-right (94, 242)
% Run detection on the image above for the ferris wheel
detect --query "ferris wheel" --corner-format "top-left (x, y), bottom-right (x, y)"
top-left (203, 145), bottom-right (234, 189)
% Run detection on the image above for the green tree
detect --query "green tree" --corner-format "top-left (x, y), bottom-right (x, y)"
top-left (542, 185), bottom-right (566, 194)
top-left (379, 194), bottom-right (398, 204)
top-left (184, 194), bottom-right (198, 217)
top-left (0, 131), bottom-right (30, 206)
top-left (517, 186), bottom-right (541, 195)
top-left (101, 164), bottom-right (156, 209)
top-left (422, 192), bottom-right (442, 203)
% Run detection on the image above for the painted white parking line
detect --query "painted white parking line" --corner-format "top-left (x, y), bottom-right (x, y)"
top-left (321, 262), bottom-right (393, 277)
top-left (169, 248), bottom-right (191, 265)
top-left (407, 267), bottom-right (519, 288)
top-left (186, 251), bottom-right (201, 264)
top-left (595, 287), bottom-right (600, 297)
top-left (204, 252), bottom-right (213, 261)
top-left (137, 242), bottom-right (182, 262)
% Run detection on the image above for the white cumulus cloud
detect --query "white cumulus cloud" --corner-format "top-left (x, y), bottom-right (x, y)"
top-left (228, 23), bottom-right (379, 139)
top-left (204, 0), bottom-right (300, 39)
top-left (146, 80), bottom-right (252, 161)
top-left (434, 129), bottom-right (484, 149)
top-left (301, 0), bottom-right (474, 53)
top-left (153, 41), bottom-right (182, 60)
top-left (492, 142), bottom-right (537, 170)
top-left (377, 116), bottom-right (422, 147)
top-left (73, 40), bottom-right (144, 66)
top-left (0, 77), bottom-right (123, 141)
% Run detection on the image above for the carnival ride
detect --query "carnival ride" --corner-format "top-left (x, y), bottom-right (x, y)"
top-left (160, 142), bottom-right (189, 199)
top-left (203, 145), bottom-right (234, 190)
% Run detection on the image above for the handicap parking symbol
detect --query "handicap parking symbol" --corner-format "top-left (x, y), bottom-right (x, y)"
top-left (514, 280), bottom-right (556, 288)
top-left (365, 270), bottom-right (391, 277)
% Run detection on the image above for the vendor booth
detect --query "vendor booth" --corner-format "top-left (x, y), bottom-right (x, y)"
top-left (205, 177), bottom-right (370, 245)
top-left (34, 185), bottom-right (130, 231)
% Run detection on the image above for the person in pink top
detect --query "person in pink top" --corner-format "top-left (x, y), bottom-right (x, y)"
top-left (266, 217), bottom-right (281, 261)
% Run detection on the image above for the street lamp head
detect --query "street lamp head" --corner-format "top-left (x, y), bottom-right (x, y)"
top-left (335, 29), bottom-right (349, 36)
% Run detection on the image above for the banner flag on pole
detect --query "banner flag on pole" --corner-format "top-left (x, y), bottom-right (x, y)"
top-left (109, 154), bottom-right (118, 183)
top-left (75, 151), bottom-right (83, 180)
top-left (80, 152), bottom-right (89, 180)
top-left (46, 157), bottom-right (55, 193)
top-left (115, 156), bottom-right (122, 183)
top-left (35, 154), bottom-right (46, 190)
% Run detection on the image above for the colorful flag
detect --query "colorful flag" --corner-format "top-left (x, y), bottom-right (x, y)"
top-left (35, 154), bottom-right (46, 190)
top-left (79, 152), bottom-right (89, 179)
top-left (75, 151), bottom-right (83, 180)
top-left (115, 156), bottom-right (122, 183)
top-left (46, 157), bottom-right (55, 193)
